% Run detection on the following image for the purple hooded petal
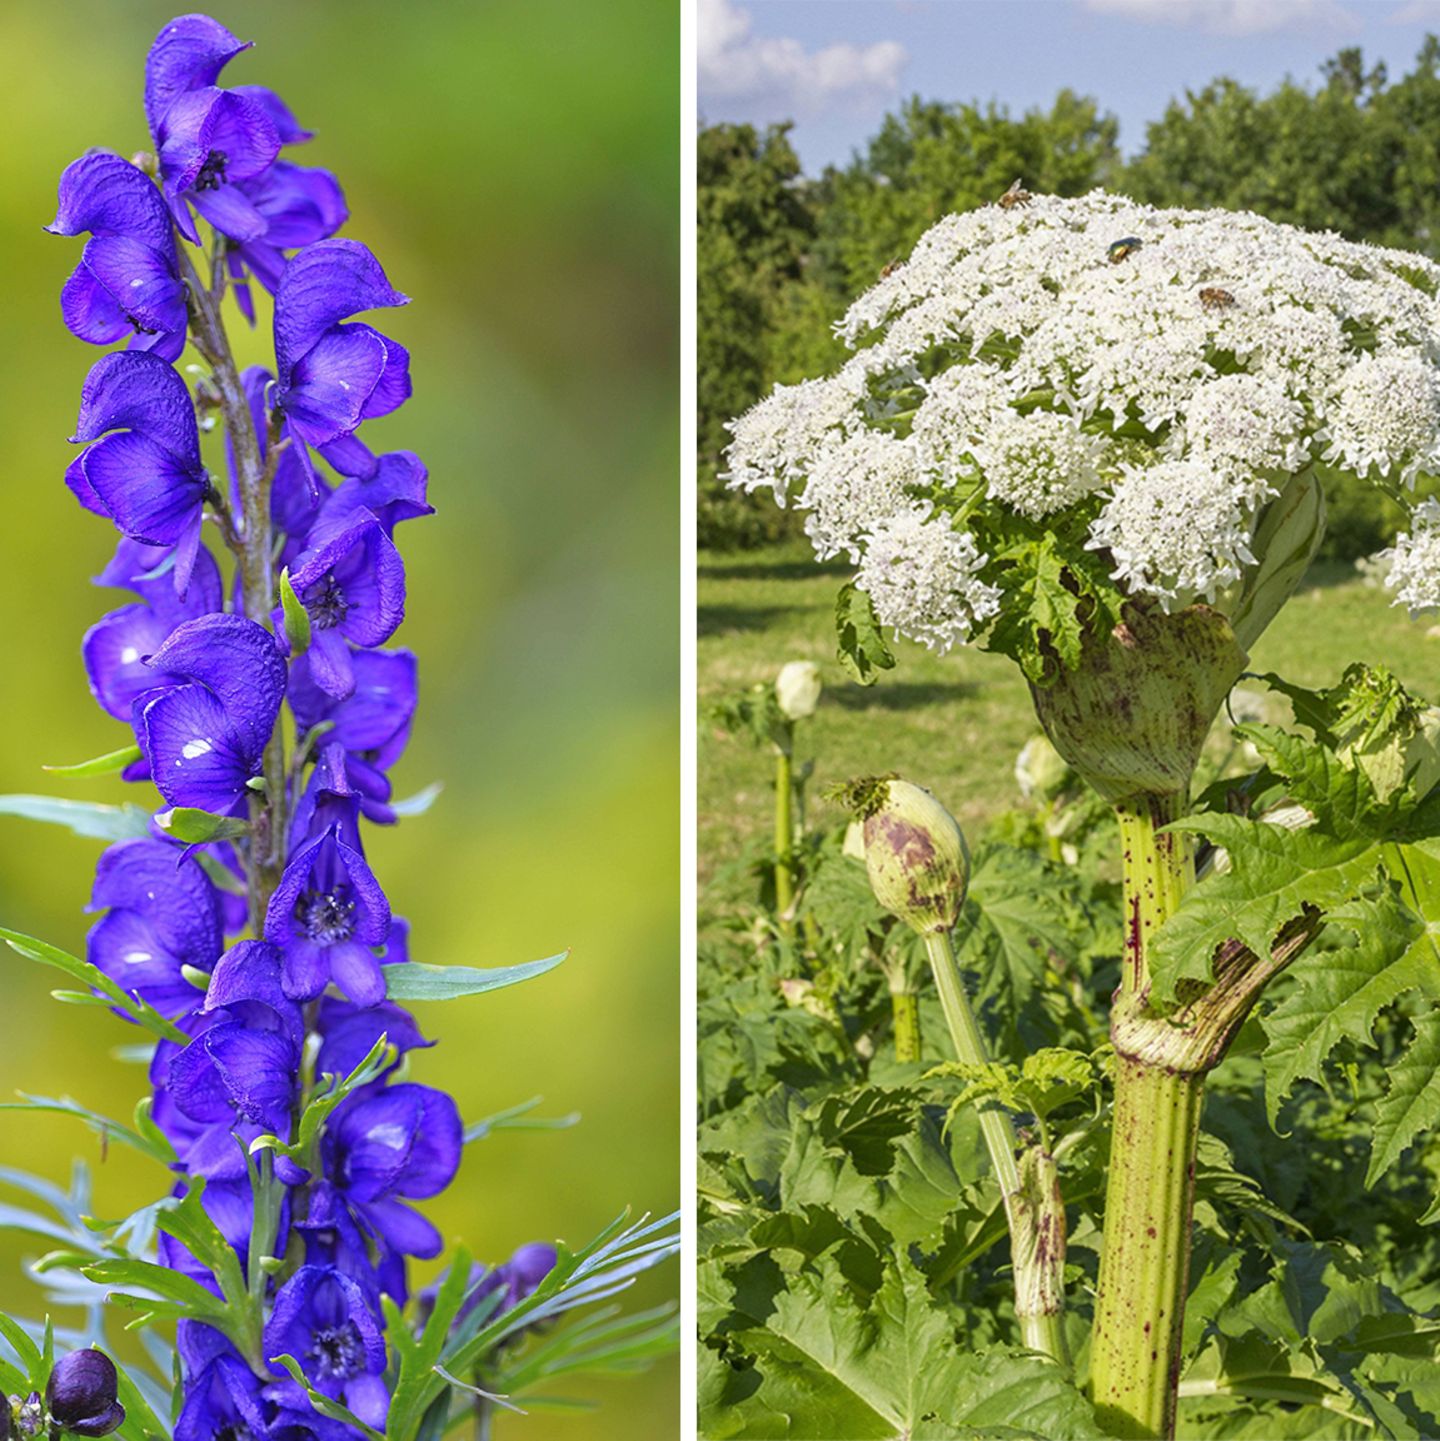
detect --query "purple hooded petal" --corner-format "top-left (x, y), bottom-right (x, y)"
top-left (316, 430), bottom-right (380, 481)
top-left (331, 528), bottom-right (405, 648)
top-left (81, 430), bottom-right (207, 548)
top-left (302, 627), bottom-right (355, 700)
top-left (90, 838), bottom-right (222, 966)
top-left (187, 182), bottom-right (270, 244)
top-left (144, 14), bottom-right (251, 134)
top-left (203, 940), bottom-right (303, 1043)
top-left (65, 454), bottom-right (108, 516)
top-left (145, 613), bottom-right (286, 756)
top-left (332, 1083), bottom-right (461, 1203)
top-left (72, 350), bottom-right (201, 466)
top-left (315, 998), bottom-right (430, 1080)
top-left (280, 939), bottom-right (331, 1002)
top-left (82, 603), bottom-right (172, 720)
top-left (230, 84), bottom-right (312, 144)
top-left (141, 684), bottom-right (256, 813)
top-left (357, 329), bottom-right (411, 420)
top-left (87, 908), bottom-right (201, 1019)
top-left (175, 1351), bottom-right (268, 1441)
top-left (60, 267), bottom-right (132, 346)
top-left (80, 235), bottom-right (185, 334)
top-left (282, 324), bottom-right (387, 445)
top-left (358, 1198), bottom-right (442, 1260)
top-left (274, 239), bottom-right (408, 381)
top-left (293, 648), bottom-right (418, 769)
top-left (48, 151), bottom-right (173, 249)
top-left (327, 941), bottom-right (385, 1008)
top-left (242, 161), bottom-right (346, 249)
top-left (202, 1024), bottom-right (298, 1128)
top-left (344, 452), bottom-right (432, 531)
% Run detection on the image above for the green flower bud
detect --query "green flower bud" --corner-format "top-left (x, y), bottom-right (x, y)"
top-left (840, 776), bottom-right (971, 935)
top-left (1015, 735), bottom-right (1071, 802)
top-left (1030, 598), bottom-right (1247, 804)
top-left (775, 660), bottom-right (822, 721)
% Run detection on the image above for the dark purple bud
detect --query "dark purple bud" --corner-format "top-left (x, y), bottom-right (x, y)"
top-left (46, 1350), bottom-right (125, 1437)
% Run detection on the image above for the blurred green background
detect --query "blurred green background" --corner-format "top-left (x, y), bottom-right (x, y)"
top-left (0, 2), bottom-right (679, 1435)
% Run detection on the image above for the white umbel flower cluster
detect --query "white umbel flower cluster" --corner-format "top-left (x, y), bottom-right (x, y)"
top-left (725, 191), bottom-right (1440, 653)
top-left (1380, 498), bottom-right (1440, 614)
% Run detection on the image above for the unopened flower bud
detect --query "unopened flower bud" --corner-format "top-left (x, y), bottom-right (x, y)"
top-left (1015, 735), bottom-right (1070, 802)
top-left (840, 777), bottom-right (970, 935)
top-left (775, 661), bottom-right (822, 721)
top-left (46, 1351), bottom-right (124, 1438)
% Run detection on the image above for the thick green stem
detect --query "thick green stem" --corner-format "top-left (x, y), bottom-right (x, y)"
top-left (890, 986), bottom-right (920, 1062)
top-left (1090, 1059), bottom-right (1205, 1439)
top-left (773, 741), bottom-right (795, 934)
top-left (1092, 793), bottom-right (1197, 1439)
top-left (923, 930), bottom-right (1068, 1365)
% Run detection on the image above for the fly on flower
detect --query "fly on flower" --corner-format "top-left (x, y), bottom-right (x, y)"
top-left (997, 177), bottom-right (1032, 208)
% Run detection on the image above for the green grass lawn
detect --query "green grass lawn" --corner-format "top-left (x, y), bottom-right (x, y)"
top-left (698, 545), bottom-right (1440, 894)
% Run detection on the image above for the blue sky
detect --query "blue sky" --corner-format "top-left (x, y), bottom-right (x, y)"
top-left (698, 0), bottom-right (1440, 172)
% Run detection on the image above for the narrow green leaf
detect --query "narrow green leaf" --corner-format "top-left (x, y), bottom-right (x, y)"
top-left (279, 568), bottom-right (311, 657)
top-left (271, 1356), bottom-right (386, 1441)
top-left (43, 745), bottom-right (143, 779)
top-left (382, 952), bottom-right (566, 1002)
top-left (464, 1096), bottom-right (580, 1144)
top-left (391, 782), bottom-right (443, 817)
top-left (0, 1094), bottom-right (175, 1167)
top-left (0, 795), bottom-right (152, 842)
top-left (155, 807), bottom-right (250, 843)
top-left (0, 927), bottom-right (186, 1044)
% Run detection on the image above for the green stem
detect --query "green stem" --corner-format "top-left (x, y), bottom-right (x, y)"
top-left (774, 741), bottom-right (795, 934)
top-left (1090, 1059), bottom-right (1205, 1440)
top-left (1091, 793), bottom-right (1197, 1440)
top-left (890, 986), bottom-right (920, 1062)
top-left (923, 930), bottom-right (1068, 1364)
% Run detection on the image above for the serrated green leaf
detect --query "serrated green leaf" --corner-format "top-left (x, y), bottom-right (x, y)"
top-left (1261, 895), bottom-right (1440, 1124)
top-left (834, 582), bottom-right (894, 687)
top-left (1367, 1011), bottom-right (1440, 1186)
top-left (382, 952), bottom-right (566, 1001)
top-left (1150, 816), bottom-right (1381, 997)
top-left (0, 795), bottom-right (152, 841)
top-left (42, 744), bottom-right (144, 779)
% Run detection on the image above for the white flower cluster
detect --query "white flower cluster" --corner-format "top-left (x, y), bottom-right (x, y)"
top-left (725, 191), bottom-right (1440, 652)
top-left (1379, 498), bottom-right (1440, 614)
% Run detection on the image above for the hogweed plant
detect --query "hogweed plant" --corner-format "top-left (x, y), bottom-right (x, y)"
top-left (0, 15), bottom-right (676, 1441)
top-left (726, 190), bottom-right (1440, 1437)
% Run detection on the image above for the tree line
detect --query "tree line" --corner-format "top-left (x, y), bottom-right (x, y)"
top-left (698, 38), bottom-right (1440, 552)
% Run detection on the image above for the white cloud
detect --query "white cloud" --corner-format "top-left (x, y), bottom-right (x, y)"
top-left (698, 0), bottom-right (907, 118)
top-left (1082, 0), bottom-right (1356, 35)
top-left (1388, 0), bottom-right (1440, 22)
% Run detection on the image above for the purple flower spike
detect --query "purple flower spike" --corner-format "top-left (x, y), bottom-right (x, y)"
top-left (71, 351), bottom-right (209, 591)
top-left (46, 1350), bottom-right (125, 1438)
top-left (273, 239), bottom-right (410, 478)
top-left (140, 613), bottom-right (285, 813)
top-left (285, 497), bottom-right (406, 700)
top-left (47, 152), bottom-right (186, 361)
top-left (265, 825), bottom-right (391, 1005)
top-left (86, 839), bottom-right (223, 1018)
top-left (264, 1267), bottom-right (389, 1429)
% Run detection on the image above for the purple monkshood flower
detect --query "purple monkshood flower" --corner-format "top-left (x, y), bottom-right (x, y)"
top-left (86, 838), bottom-right (223, 1018)
top-left (312, 1083), bottom-right (462, 1261)
top-left (466, 1243), bottom-right (559, 1323)
top-left (314, 996), bottom-right (431, 1082)
top-left (46, 1349), bottom-right (125, 1437)
top-left (46, 151), bottom-right (186, 361)
top-left (264, 823), bottom-right (390, 1004)
top-left (272, 238), bottom-right (410, 480)
top-left (144, 17), bottom-right (281, 244)
top-left (289, 650), bottom-right (418, 815)
top-left (336, 452), bottom-right (432, 533)
top-left (69, 351), bottom-right (211, 593)
top-left (84, 539), bottom-right (224, 722)
top-left (140, 613), bottom-right (286, 814)
top-left (158, 942), bottom-right (304, 1178)
top-left (264, 1267), bottom-right (388, 1429)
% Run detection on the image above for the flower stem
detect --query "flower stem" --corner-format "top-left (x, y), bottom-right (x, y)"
top-left (1090, 793), bottom-right (1196, 1440)
top-left (773, 742), bottom-right (795, 934)
top-left (1089, 1059), bottom-right (1205, 1440)
top-left (890, 985), bottom-right (920, 1062)
top-left (177, 241), bottom-right (288, 929)
top-left (923, 930), bottom-right (1068, 1364)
